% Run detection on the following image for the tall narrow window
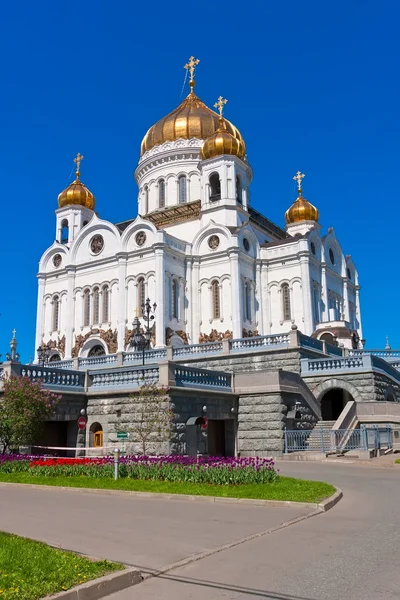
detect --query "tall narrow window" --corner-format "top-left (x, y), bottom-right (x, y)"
top-left (313, 286), bottom-right (320, 323)
top-left (212, 280), bottom-right (220, 319)
top-left (172, 279), bottom-right (179, 319)
top-left (209, 173), bottom-right (221, 201)
top-left (144, 186), bottom-right (149, 214)
top-left (137, 278), bottom-right (145, 313)
top-left (159, 180), bottom-right (165, 208)
top-left (102, 285), bottom-right (109, 322)
top-left (236, 175), bottom-right (242, 204)
top-left (53, 296), bottom-right (59, 332)
top-left (83, 289), bottom-right (90, 326)
top-left (282, 283), bottom-right (291, 321)
top-left (93, 287), bottom-right (99, 324)
top-left (178, 176), bottom-right (187, 204)
top-left (244, 282), bottom-right (251, 321)
top-left (61, 220), bottom-right (69, 244)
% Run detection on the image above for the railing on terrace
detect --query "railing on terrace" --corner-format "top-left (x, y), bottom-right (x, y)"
top-left (301, 355), bottom-right (365, 375)
top-left (348, 349), bottom-right (400, 358)
top-left (230, 334), bottom-right (290, 352)
top-left (47, 359), bottom-right (74, 370)
top-left (298, 333), bottom-right (323, 352)
top-left (20, 366), bottom-right (84, 389)
top-left (325, 342), bottom-right (342, 356)
top-left (172, 342), bottom-right (223, 357)
top-left (174, 366), bottom-right (231, 389)
top-left (79, 354), bottom-right (118, 368)
top-left (123, 349), bottom-right (167, 364)
top-left (89, 366), bottom-right (159, 389)
top-left (284, 425), bottom-right (392, 453)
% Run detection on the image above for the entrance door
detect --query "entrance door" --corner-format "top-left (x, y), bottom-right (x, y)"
top-left (321, 388), bottom-right (352, 421)
top-left (207, 420), bottom-right (226, 456)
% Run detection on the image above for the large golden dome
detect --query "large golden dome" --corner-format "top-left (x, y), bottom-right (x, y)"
top-left (58, 153), bottom-right (96, 210)
top-left (140, 81), bottom-right (244, 156)
top-left (201, 116), bottom-right (246, 160)
top-left (285, 171), bottom-right (319, 224)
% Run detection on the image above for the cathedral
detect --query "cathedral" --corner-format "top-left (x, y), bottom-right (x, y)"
top-left (35, 57), bottom-right (363, 362)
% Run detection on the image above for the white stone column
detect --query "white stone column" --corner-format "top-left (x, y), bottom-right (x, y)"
top-left (222, 166), bottom-right (229, 199)
top-left (65, 268), bottom-right (75, 358)
top-left (300, 256), bottom-right (314, 335)
top-left (343, 280), bottom-right (350, 322)
top-left (117, 255), bottom-right (127, 352)
top-left (192, 260), bottom-right (200, 343)
top-left (356, 286), bottom-right (363, 340)
top-left (185, 259), bottom-right (193, 340)
top-left (321, 264), bottom-right (328, 322)
top-left (155, 244), bottom-right (166, 347)
top-left (260, 263), bottom-right (270, 334)
top-left (35, 276), bottom-right (46, 360)
top-left (229, 249), bottom-right (242, 339)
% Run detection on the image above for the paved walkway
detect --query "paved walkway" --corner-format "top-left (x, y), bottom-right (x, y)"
top-left (1, 461), bottom-right (399, 599)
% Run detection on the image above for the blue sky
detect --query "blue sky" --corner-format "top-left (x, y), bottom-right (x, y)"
top-left (0, 0), bottom-right (398, 361)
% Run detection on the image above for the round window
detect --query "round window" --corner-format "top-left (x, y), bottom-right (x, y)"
top-left (90, 235), bottom-right (104, 255)
top-left (243, 238), bottom-right (250, 252)
top-left (310, 242), bottom-right (316, 255)
top-left (135, 231), bottom-right (147, 247)
top-left (208, 235), bottom-right (220, 250)
top-left (53, 254), bottom-right (62, 268)
top-left (329, 248), bottom-right (335, 265)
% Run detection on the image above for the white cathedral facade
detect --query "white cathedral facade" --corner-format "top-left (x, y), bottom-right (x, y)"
top-left (35, 58), bottom-right (363, 362)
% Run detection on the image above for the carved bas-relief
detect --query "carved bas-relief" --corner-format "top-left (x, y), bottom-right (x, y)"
top-left (199, 330), bottom-right (232, 343)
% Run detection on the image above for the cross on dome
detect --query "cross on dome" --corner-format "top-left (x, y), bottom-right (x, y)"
top-left (73, 152), bottom-right (84, 177)
top-left (293, 171), bottom-right (305, 192)
top-left (184, 56), bottom-right (200, 82)
top-left (214, 96), bottom-right (228, 117)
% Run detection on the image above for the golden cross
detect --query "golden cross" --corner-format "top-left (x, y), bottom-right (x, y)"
top-left (293, 171), bottom-right (305, 191)
top-left (73, 152), bottom-right (84, 175)
top-left (214, 96), bottom-right (228, 117)
top-left (184, 56), bottom-right (200, 82)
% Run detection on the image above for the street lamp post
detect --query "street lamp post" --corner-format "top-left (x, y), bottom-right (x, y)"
top-left (130, 298), bottom-right (157, 366)
top-left (36, 345), bottom-right (50, 367)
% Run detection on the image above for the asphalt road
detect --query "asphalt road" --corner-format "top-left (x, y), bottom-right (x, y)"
top-left (1, 461), bottom-right (399, 599)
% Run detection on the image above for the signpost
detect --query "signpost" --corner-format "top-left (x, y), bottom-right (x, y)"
top-left (117, 431), bottom-right (129, 454)
top-left (77, 416), bottom-right (87, 430)
top-left (201, 417), bottom-right (208, 431)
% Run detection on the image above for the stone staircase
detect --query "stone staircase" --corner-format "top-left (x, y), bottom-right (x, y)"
top-left (306, 421), bottom-right (336, 451)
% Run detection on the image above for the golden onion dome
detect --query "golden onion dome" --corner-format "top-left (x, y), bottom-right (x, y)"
top-left (201, 116), bottom-right (246, 160)
top-left (285, 172), bottom-right (319, 224)
top-left (57, 153), bottom-right (96, 210)
top-left (140, 80), bottom-right (244, 156)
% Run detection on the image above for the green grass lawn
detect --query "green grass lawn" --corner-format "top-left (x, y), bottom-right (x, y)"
top-left (0, 532), bottom-right (122, 600)
top-left (0, 473), bottom-right (335, 503)
top-left (395, 459), bottom-right (400, 464)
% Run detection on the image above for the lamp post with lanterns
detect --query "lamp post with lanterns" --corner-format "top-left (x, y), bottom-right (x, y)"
top-left (130, 298), bottom-right (157, 366)
top-left (36, 345), bottom-right (50, 367)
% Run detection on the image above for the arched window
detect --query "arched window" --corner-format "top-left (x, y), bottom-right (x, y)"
top-left (61, 220), bottom-right (69, 244)
top-left (209, 173), bottom-right (221, 201)
top-left (144, 186), bottom-right (149, 214)
top-left (53, 296), bottom-right (59, 331)
top-left (137, 277), bottom-right (145, 313)
top-left (282, 283), bottom-right (291, 321)
top-left (93, 287), bottom-right (99, 324)
top-left (49, 353), bottom-right (61, 362)
top-left (172, 279), bottom-right (179, 319)
top-left (83, 289), bottom-right (90, 327)
top-left (102, 285), bottom-right (109, 323)
top-left (159, 180), bottom-right (165, 208)
top-left (88, 344), bottom-right (106, 357)
top-left (244, 282), bottom-right (251, 321)
top-left (236, 175), bottom-right (242, 204)
top-left (178, 176), bottom-right (187, 204)
top-left (211, 280), bottom-right (220, 319)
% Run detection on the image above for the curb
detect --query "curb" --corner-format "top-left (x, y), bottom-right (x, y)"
top-left (42, 566), bottom-right (142, 600)
top-left (0, 481), bottom-right (342, 511)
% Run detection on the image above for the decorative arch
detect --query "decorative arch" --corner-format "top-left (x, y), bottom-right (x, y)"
top-left (192, 221), bottom-right (233, 255)
top-left (80, 338), bottom-right (108, 358)
top-left (70, 215), bottom-right (121, 263)
top-left (89, 422), bottom-right (103, 448)
top-left (312, 378), bottom-right (363, 404)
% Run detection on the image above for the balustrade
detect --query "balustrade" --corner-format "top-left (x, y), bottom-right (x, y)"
top-left (172, 342), bottom-right (223, 357)
top-left (230, 334), bottom-right (290, 352)
top-left (90, 367), bottom-right (159, 388)
top-left (174, 365), bottom-right (231, 389)
top-left (79, 354), bottom-right (118, 368)
top-left (19, 366), bottom-right (84, 388)
top-left (123, 349), bottom-right (167, 364)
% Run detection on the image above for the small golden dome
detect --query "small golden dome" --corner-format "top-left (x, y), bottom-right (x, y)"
top-left (285, 190), bottom-right (319, 224)
top-left (140, 81), bottom-right (244, 156)
top-left (57, 153), bottom-right (96, 210)
top-left (200, 117), bottom-right (246, 160)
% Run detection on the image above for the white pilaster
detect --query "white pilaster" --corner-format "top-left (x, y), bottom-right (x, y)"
top-left (155, 245), bottom-right (166, 347)
top-left (261, 263), bottom-right (270, 334)
top-left (35, 277), bottom-right (46, 360)
top-left (300, 256), bottom-right (314, 335)
top-left (65, 269), bottom-right (75, 358)
top-left (117, 254), bottom-right (127, 352)
top-left (343, 280), bottom-right (350, 322)
top-left (185, 258), bottom-right (193, 341)
top-left (192, 259), bottom-right (200, 343)
top-left (229, 249), bottom-right (242, 339)
top-left (356, 287), bottom-right (363, 340)
top-left (321, 264), bottom-right (328, 322)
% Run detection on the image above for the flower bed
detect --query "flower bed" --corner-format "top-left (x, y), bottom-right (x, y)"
top-left (0, 455), bottom-right (278, 485)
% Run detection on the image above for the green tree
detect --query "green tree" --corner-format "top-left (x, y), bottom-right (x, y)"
top-left (0, 376), bottom-right (60, 453)
top-left (119, 384), bottom-right (174, 455)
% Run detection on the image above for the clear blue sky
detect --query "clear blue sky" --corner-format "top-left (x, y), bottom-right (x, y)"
top-left (0, 0), bottom-right (398, 361)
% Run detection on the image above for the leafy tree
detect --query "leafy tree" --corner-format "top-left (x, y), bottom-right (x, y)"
top-left (119, 384), bottom-right (174, 455)
top-left (0, 376), bottom-right (60, 453)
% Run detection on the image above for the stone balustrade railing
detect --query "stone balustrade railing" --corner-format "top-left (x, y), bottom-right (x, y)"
top-left (230, 334), bottom-right (290, 352)
top-left (301, 353), bottom-right (400, 383)
top-left (123, 349), bottom-right (168, 364)
top-left (172, 342), bottom-right (223, 357)
top-left (89, 366), bottom-right (159, 389)
top-left (174, 365), bottom-right (232, 389)
top-left (348, 349), bottom-right (400, 358)
top-left (79, 354), bottom-right (118, 368)
top-left (2, 364), bottom-right (85, 390)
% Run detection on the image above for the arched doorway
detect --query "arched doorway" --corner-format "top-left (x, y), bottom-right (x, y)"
top-left (320, 388), bottom-right (354, 421)
top-left (319, 332), bottom-right (336, 346)
top-left (89, 422), bottom-right (103, 448)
